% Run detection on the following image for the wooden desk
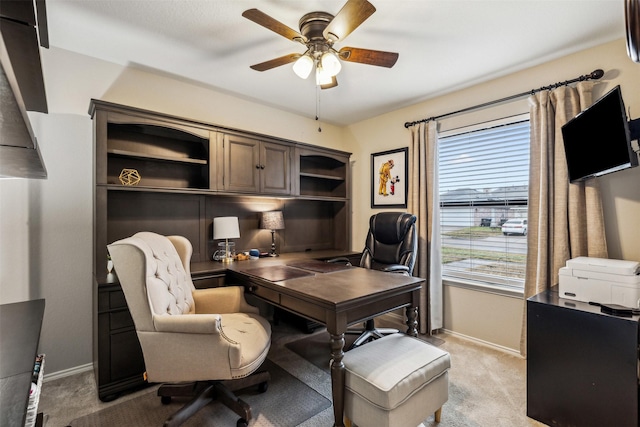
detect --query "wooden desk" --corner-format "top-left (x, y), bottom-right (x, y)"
top-left (214, 255), bottom-right (424, 427)
top-left (0, 299), bottom-right (45, 427)
top-left (97, 251), bottom-right (423, 426)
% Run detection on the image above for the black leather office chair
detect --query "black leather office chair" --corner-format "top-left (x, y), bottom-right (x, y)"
top-left (333, 212), bottom-right (418, 348)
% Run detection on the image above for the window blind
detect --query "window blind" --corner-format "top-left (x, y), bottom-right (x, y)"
top-left (439, 117), bottom-right (530, 289)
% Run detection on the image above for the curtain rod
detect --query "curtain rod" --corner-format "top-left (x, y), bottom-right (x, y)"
top-left (403, 69), bottom-right (604, 128)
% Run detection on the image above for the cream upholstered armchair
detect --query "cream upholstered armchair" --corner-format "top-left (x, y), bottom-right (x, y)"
top-left (107, 232), bottom-right (271, 427)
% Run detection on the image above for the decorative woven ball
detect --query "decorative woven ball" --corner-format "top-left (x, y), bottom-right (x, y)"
top-left (119, 168), bottom-right (141, 186)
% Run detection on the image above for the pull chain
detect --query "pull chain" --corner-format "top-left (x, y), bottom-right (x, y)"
top-left (315, 85), bottom-right (322, 132)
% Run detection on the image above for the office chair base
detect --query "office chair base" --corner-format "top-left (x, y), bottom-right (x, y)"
top-left (158, 370), bottom-right (270, 427)
top-left (347, 327), bottom-right (399, 349)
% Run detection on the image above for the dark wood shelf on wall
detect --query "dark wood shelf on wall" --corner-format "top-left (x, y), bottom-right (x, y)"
top-left (89, 99), bottom-right (352, 400)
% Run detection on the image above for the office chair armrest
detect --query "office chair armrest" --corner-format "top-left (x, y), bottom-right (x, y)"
top-left (193, 286), bottom-right (259, 315)
top-left (153, 313), bottom-right (223, 334)
top-left (383, 265), bottom-right (411, 275)
top-left (325, 257), bottom-right (352, 266)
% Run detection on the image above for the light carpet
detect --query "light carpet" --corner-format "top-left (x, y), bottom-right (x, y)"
top-left (39, 321), bottom-right (546, 427)
top-left (286, 329), bottom-right (544, 427)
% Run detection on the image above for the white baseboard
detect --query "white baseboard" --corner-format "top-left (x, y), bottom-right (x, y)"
top-left (43, 363), bottom-right (93, 382)
top-left (442, 329), bottom-right (523, 358)
top-left (380, 311), bottom-right (524, 358)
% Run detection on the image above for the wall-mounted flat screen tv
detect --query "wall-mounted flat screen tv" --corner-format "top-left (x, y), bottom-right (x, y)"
top-left (561, 85), bottom-right (639, 182)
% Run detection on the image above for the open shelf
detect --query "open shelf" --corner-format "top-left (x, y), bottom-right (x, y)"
top-left (108, 149), bottom-right (208, 165)
top-left (106, 122), bottom-right (210, 190)
top-left (298, 153), bottom-right (348, 199)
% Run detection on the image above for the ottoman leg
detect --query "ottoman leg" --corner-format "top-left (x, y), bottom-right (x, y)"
top-left (435, 407), bottom-right (443, 423)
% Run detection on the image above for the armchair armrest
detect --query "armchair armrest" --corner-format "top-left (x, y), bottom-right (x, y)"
top-left (192, 286), bottom-right (259, 314)
top-left (326, 257), bottom-right (352, 266)
top-left (153, 313), bottom-right (222, 334)
top-left (383, 265), bottom-right (411, 275)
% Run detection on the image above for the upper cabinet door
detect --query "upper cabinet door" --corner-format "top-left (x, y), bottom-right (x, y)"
top-left (260, 140), bottom-right (290, 195)
top-left (222, 133), bottom-right (291, 195)
top-left (222, 134), bottom-right (260, 193)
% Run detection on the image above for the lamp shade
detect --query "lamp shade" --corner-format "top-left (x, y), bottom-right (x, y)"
top-left (260, 211), bottom-right (284, 230)
top-left (315, 65), bottom-right (333, 86)
top-left (213, 216), bottom-right (240, 239)
top-left (320, 51), bottom-right (341, 77)
top-left (293, 54), bottom-right (313, 79)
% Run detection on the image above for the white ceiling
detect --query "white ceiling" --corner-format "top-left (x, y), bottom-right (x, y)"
top-left (46, 0), bottom-right (626, 125)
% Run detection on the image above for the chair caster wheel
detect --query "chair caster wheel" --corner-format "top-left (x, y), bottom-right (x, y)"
top-left (258, 381), bottom-right (269, 393)
top-left (161, 396), bottom-right (172, 405)
top-left (237, 418), bottom-right (248, 427)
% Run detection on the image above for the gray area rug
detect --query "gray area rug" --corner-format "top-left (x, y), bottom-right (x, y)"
top-left (68, 359), bottom-right (330, 427)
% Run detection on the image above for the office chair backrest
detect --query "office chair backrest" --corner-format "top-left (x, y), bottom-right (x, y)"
top-left (361, 212), bottom-right (417, 274)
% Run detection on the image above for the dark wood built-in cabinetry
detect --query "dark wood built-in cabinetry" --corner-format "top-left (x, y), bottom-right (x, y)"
top-left (527, 288), bottom-right (640, 426)
top-left (90, 99), bottom-right (351, 400)
top-left (221, 133), bottom-right (291, 195)
top-left (95, 280), bottom-right (146, 401)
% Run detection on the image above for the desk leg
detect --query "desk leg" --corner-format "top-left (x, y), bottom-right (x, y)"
top-left (405, 306), bottom-right (418, 337)
top-left (330, 333), bottom-right (346, 427)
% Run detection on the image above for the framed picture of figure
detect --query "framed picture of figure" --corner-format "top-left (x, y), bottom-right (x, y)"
top-left (371, 147), bottom-right (408, 208)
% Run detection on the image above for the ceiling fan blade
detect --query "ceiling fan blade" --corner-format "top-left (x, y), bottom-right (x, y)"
top-left (242, 9), bottom-right (307, 43)
top-left (338, 46), bottom-right (399, 68)
top-left (250, 53), bottom-right (302, 72)
top-left (323, 0), bottom-right (376, 43)
top-left (321, 76), bottom-right (338, 90)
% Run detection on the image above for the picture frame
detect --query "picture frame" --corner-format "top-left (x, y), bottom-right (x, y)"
top-left (371, 147), bottom-right (408, 208)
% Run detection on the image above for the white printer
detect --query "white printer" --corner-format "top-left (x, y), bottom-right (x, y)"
top-left (558, 256), bottom-right (640, 307)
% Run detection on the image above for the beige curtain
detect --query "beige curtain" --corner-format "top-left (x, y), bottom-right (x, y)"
top-left (408, 121), bottom-right (442, 334)
top-left (520, 81), bottom-right (608, 355)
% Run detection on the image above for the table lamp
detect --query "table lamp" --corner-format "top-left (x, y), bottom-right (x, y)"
top-left (260, 211), bottom-right (284, 257)
top-left (213, 216), bottom-right (240, 263)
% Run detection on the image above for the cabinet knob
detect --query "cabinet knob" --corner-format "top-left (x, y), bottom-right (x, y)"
top-left (255, 164), bottom-right (260, 169)
top-left (260, 165), bottom-right (265, 169)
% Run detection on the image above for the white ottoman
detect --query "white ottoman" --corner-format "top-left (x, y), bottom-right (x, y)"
top-left (343, 334), bottom-right (451, 427)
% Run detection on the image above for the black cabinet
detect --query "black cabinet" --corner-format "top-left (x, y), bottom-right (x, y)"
top-left (527, 288), bottom-right (640, 426)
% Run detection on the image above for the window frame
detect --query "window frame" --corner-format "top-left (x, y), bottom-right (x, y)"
top-left (438, 113), bottom-right (530, 296)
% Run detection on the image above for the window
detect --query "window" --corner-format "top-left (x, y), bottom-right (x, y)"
top-left (438, 115), bottom-right (530, 291)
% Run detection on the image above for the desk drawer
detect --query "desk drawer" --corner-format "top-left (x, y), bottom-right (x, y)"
top-left (281, 294), bottom-right (325, 322)
top-left (110, 310), bottom-right (134, 330)
top-left (249, 285), bottom-right (280, 305)
top-left (109, 290), bottom-right (128, 310)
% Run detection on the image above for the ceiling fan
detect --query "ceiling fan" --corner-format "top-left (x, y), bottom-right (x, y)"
top-left (242, 0), bottom-right (399, 90)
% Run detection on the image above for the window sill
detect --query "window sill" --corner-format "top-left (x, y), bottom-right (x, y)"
top-left (443, 276), bottom-right (524, 299)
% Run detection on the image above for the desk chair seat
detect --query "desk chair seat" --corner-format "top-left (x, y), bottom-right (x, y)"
top-left (331, 212), bottom-right (418, 348)
top-left (108, 232), bottom-right (271, 427)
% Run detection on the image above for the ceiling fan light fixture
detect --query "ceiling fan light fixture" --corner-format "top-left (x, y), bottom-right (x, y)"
top-left (315, 64), bottom-right (333, 86)
top-left (293, 54), bottom-right (314, 79)
top-left (320, 51), bottom-right (342, 76)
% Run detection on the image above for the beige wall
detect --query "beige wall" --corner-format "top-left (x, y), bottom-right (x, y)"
top-left (346, 38), bottom-right (640, 351)
top-left (2, 39), bottom-right (639, 374)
